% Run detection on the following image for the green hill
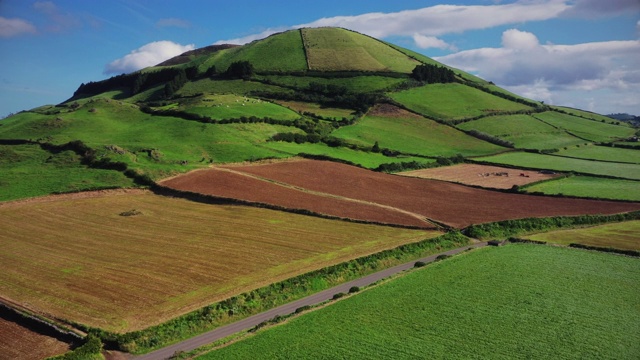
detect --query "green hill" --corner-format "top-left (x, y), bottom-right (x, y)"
top-left (0, 26), bottom-right (638, 201)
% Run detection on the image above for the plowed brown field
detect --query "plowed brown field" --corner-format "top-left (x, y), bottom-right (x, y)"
top-left (0, 317), bottom-right (70, 360)
top-left (163, 160), bottom-right (640, 228)
top-left (400, 164), bottom-right (560, 189)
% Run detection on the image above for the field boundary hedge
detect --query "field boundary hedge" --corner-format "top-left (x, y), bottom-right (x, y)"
top-left (464, 211), bottom-right (640, 239)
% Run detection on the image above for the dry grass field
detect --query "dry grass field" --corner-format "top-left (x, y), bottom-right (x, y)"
top-left (400, 164), bottom-right (560, 189)
top-left (0, 191), bottom-right (437, 333)
top-left (526, 220), bottom-right (640, 250)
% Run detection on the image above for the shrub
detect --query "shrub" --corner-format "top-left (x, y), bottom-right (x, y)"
top-left (332, 292), bottom-right (346, 300)
top-left (414, 261), bottom-right (426, 268)
top-left (348, 286), bottom-right (360, 293)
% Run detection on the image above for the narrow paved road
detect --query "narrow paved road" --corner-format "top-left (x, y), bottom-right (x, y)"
top-left (136, 242), bottom-right (487, 360)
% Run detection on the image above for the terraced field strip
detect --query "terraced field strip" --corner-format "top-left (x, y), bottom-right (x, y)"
top-left (476, 151), bottom-right (640, 180)
top-left (198, 245), bottom-right (640, 359)
top-left (526, 220), bottom-right (640, 250)
top-left (400, 163), bottom-right (560, 189)
top-left (224, 159), bottom-right (640, 228)
top-left (160, 166), bottom-right (434, 228)
top-left (0, 191), bottom-right (437, 332)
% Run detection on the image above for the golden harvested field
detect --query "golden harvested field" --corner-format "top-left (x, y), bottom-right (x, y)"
top-left (527, 220), bottom-right (640, 250)
top-left (400, 164), bottom-right (560, 189)
top-left (0, 191), bottom-right (437, 333)
top-left (0, 317), bottom-right (70, 360)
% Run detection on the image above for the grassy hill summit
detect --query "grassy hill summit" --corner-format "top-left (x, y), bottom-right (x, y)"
top-left (0, 27), bottom-right (637, 202)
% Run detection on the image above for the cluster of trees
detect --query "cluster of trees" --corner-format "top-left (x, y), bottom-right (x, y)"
top-left (225, 61), bottom-right (254, 79)
top-left (411, 64), bottom-right (455, 83)
top-left (254, 89), bottom-right (383, 113)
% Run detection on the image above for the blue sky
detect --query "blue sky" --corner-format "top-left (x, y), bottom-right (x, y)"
top-left (1, 0), bottom-right (638, 117)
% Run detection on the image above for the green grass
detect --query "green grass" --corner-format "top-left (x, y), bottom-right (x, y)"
top-left (0, 99), bottom-right (300, 179)
top-left (199, 244), bottom-right (640, 359)
top-left (524, 176), bottom-right (640, 201)
top-left (273, 100), bottom-right (354, 119)
top-left (302, 28), bottom-right (419, 72)
top-left (201, 30), bottom-right (308, 73)
top-left (258, 75), bottom-right (406, 93)
top-left (178, 79), bottom-right (292, 97)
top-left (552, 106), bottom-right (623, 124)
top-left (262, 142), bottom-right (433, 169)
top-left (556, 144), bottom-right (640, 164)
top-left (0, 144), bottom-right (135, 201)
top-left (332, 113), bottom-right (504, 157)
top-left (390, 83), bottom-right (532, 121)
top-left (535, 111), bottom-right (635, 142)
top-left (178, 94), bottom-right (300, 121)
top-left (526, 220), bottom-right (640, 250)
top-left (476, 151), bottom-right (640, 180)
top-left (459, 114), bottom-right (585, 149)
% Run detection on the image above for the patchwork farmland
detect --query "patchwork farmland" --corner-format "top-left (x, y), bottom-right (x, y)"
top-left (162, 159), bottom-right (640, 229)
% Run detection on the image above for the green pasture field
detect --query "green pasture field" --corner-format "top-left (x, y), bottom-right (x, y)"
top-left (390, 83), bottom-right (531, 121)
top-left (0, 192), bottom-right (439, 332)
top-left (535, 111), bottom-right (635, 142)
top-left (178, 78), bottom-right (292, 97)
top-left (262, 142), bottom-right (433, 169)
top-left (0, 144), bottom-right (135, 201)
top-left (332, 113), bottom-right (504, 157)
top-left (302, 28), bottom-right (419, 73)
top-left (258, 75), bottom-right (406, 93)
top-left (0, 99), bottom-right (300, 178)
top-left (556, 144), bottom-right (640, 164)
top-left (458, 114), bottom-right (585, 149)
top-left (178, 94), bottom-right (300, 121)
top-left (526, 220), bottom-right (640, 250)
top-left (524, 176), bottom-right (640, 201)
top-left (551, 106), bottom-right (621, 124)
top-left (475, 152), bottom-right (640, 180)
top-left (201, 29), bottom-right (307, 73)
top-left (200, 244), bottom-right (640, 359)
top-left (273, 100), bottom-right (354, 119)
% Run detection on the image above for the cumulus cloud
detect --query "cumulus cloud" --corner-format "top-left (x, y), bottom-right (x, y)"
top-left (0, 17), bottom-right (36, 37)
top-left (104, 41), bottom-right (195, 74)
top-left (33, 1), bottom-right (81, 32)
top-left (156, 18), bottom-right (191, 28)
top-left (435, 29), bottom-right (640, 112)
top-left (412, 34), bottom-right (455, 50)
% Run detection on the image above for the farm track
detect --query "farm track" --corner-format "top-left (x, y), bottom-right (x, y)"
top-left (216, 167), bottom-right (437, 228)
top-left (135, 241), bottom-right (488, 360)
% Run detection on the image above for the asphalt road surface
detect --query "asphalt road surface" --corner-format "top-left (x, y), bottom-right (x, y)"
top-left (136, 241), bottom-right (488, 360)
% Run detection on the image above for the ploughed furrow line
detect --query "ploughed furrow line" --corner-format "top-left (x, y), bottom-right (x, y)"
top-left (216, 166), bottom-right (439, 228)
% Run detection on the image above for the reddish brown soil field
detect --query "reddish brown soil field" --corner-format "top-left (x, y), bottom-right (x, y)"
top-left (0, 317), bottom-right (70, 360)
top-left (161, 167), bottom-right (433, 228)
top-left (208, 159), bottom-right (640, 228)
top-left (400, 164), bottom-right (560, 189)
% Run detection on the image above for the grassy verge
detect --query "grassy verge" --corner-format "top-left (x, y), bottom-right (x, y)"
top-left (524, 220), bottom-right (640, 251)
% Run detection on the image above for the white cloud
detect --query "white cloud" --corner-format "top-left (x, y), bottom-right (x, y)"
top-left (0, 17), bottom-right (36, 37)
top-left (156, 18), bottom-right (191, 28)
top-left (502, 29), bottom-right (539, 50)
top-left (213, 28), bottom-right (287, 45)
top-left (104, 41), bottom-right (195, 74)
top-left (435, 29), bottom-right (640, 114)
top-left (212, 1), bottom-right (568, 47)
top-left (412, 34), bottom-right (455, 50)
top-left (561, 0), bottom-right (640, 18)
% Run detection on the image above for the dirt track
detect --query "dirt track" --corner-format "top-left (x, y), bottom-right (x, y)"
top-left (163, 160), bottom-right (640, 228)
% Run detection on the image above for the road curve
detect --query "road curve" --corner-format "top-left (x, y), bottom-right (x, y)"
top-left (136, 242), bottom-right (488, 360)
